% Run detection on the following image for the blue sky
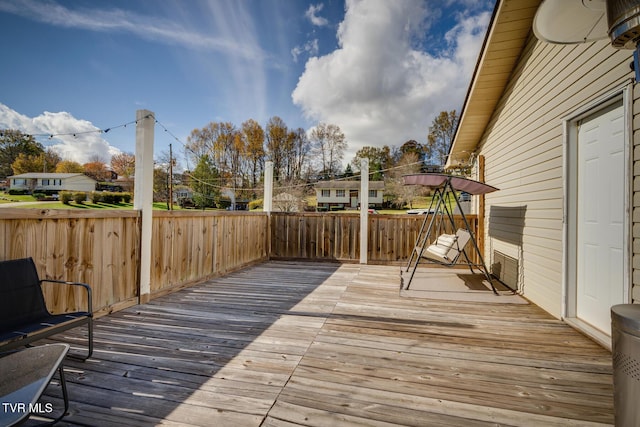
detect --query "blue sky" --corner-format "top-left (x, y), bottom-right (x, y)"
top-left (0, 0), bottom-right (494, 170)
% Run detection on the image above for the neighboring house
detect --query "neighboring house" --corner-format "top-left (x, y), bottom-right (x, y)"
top-left (173, 187), bottom-right (193, 203)
top-left (315, 181), bottom-right (384, 211)
top-left (8, 173), bottom-right (97, 193)
top-left (446, 0), bottom-right (637, 346)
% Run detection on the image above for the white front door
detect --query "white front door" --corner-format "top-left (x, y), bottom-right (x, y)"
top-left (576, 101), bottom-right (626, 335)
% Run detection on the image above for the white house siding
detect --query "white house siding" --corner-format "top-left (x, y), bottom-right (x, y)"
top-left (316, 190), bottom-right (383, 207)
top-left (315, 182), bottom-right (384, 209)
top-left (9, 173), bottom-right (97, 193)
top-left (64, 175), bottom-right (97, 192)
top-left (317, 190), bottom-right (351, 206)
top-left (476, 36), bottom-right (632, 318)
top-left (634, 84), bottom-right (640, 302)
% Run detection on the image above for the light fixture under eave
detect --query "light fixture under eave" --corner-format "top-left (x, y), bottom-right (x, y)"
top-left (534, 0), bottom-right (640, 81)
top-left (608, 0), bottom-right (640, 48)
top-left (533, 0), bottom-right (608, 44)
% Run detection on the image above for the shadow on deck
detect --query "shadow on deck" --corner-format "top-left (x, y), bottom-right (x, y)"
top-left (33, 261), bottom-right (612, 426)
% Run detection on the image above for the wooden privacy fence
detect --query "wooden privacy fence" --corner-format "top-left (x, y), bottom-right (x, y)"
top-left (0, 209), bottom-right (141, 317)
top-left (270, 212), bottom-right (479, 264)
top-left (0, 209), bottom-right (268, 317)
top-left (0, 209), bottom-right (476, 317)
top-left (151, 211), bottom-right (268, 296)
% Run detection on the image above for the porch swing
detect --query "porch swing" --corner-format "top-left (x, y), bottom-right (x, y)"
top-left (402, 173), bottom-right (500, 293)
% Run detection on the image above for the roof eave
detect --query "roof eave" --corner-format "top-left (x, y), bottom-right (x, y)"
top-left (445, 0), bottom-right (542, 169)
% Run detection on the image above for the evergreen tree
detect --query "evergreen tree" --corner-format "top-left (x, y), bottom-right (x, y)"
top-left (191, 155), bottom-right (220, 209)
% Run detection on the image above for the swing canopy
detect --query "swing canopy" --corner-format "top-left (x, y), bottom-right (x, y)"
top-left (403, 173), bottom-right (499, 195)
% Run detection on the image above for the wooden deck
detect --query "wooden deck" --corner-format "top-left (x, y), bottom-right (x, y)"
top-left (34, 261), bottom-right (613, 426)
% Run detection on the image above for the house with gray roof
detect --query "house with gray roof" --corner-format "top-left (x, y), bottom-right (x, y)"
top-left (8, 173), bottom-right (97, 194)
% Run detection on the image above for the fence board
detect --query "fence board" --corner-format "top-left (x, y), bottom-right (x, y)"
top-left (0, 209), bottom-right (140, 316)
top-left (151, 211), bottom-right (269, 295)
top-left (270, 213), bottom-right (478, 264)
top-left (0, 209), bottom-right (269, 316)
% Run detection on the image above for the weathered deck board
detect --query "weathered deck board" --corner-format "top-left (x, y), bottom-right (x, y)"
top-left (28, 261), bottom-right (613, 426)
top-left (266, 264), bottom-right (612, 427)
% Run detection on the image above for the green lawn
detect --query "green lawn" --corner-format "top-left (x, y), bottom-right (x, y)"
top-left (0, 193), bottom-right (38, 203)
top-left (0, 193), bottom-right (462, 212)
top-left (0, 193), bottom-right (186, 210)
top-left (9, 202), bottom-right (190, 210)
top-left (58, 202), bottom-right (135, 210)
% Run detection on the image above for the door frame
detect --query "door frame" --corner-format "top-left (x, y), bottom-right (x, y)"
top-left (562, 85), bottom-right (632, 348)
top-left (350, 190), bottom-right (358, 208)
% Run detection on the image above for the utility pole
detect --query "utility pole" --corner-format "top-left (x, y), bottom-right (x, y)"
top-left (169, 143), bottom-right (173, 211)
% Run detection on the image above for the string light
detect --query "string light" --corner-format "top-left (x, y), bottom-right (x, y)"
top-left (154, 119), bottom-right (184, 147)
top-left (0, 115), bottom-right (152, 143)
top-left (2, 114), bottom-right (426, 194)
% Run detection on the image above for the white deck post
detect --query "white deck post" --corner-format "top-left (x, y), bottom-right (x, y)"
top-left (360, 159), bottom-right (369, 264)
top-left (134, 110), bottom-right (154, 303)
top-left (264, 161), bottom-right (273, 213)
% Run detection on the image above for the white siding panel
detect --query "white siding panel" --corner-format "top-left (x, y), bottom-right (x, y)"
top-left (65, 176), bottom-right (97, 192)
top-left (478, 35), bottom-right (631, 318)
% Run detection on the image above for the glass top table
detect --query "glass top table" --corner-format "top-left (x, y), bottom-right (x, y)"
top-left (0, 343), bottom-right (70, 426)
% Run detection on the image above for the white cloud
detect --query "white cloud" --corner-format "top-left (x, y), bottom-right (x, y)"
top-left (291, 38), bottom-right (319, 62)
top-left (292, 0), bottom-right (490, 165)
top-left (305, 4), bottom-right (329, 27)
top-left (0, 103), bottom-right (121, 164)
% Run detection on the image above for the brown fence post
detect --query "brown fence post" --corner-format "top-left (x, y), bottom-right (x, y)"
top-left (478, 154), bottom-right (486, 260)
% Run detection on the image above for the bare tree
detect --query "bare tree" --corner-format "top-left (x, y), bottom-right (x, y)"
top-left (111, 152), bottom-right (135, 179)
top-left (273, 180), bottom-right (306, 212)
top-left (426, 110), bottom-right (458, 166)
top-left (288, 128), bottom-right (312, 182)
top-left (185, 125), bottom-right (214, 168)
top-left (88, 154), bottom-right (109, 164)
top-left (265, 116), bottom-right (288, 182)
top-left (241, 119), bottom-right (265, 188)
top-left (310, 123), bottom-right (346, 179)
top-left (385, 152), bottom-right (424, 209)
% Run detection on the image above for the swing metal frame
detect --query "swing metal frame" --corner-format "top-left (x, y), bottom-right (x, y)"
top-left (403, 174), bottom-right (499, 294)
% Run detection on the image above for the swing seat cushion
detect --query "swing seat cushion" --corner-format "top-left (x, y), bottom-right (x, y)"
top-left (424, 229), bottom-right (472, 263)
top-left (428, 234), bottom-right (457, 258)
top-left (435, 234), bottom-right (457, 248)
